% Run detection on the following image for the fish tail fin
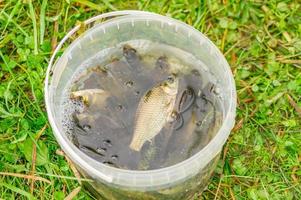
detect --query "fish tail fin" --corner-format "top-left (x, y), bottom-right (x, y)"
top-left (129, 140), bottom-right (143, 151)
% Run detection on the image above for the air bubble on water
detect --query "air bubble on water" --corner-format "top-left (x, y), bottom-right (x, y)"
top-left (214, 87), bottom-right (221, 95)
top-left (167, 75), bottom-right (175, 83)
top-left (61, 98), bottom-right (84, 134)
top-left (135, 91), bottom-right (140, 96)
top-left (103, 139), bottom-right (112, 147)
top-left (70, 134), bottom-right (79, 147)
top-left (96, 147), bottom-right (107, 155)
top-left (111, 155), bottom-right (118, 161)
top-left (81, 124), bottom-right (91, 131)
top-left (156, 56), bottom-right (168, 69)
top-left (167, 110), bottom-right (183, 130)
top-left (80, 145), bottom-right (103, 156)
top-left (169, 111), bottom-right (178, 122)
top-left (209, 84), bottom-right (215, 93)
top-left (125, 80), bottom-right (133, 87)
top-left (203, 66), bottom-right (209, 72)
top-left (96, 131), bottom-right (102, 136)
top-left (117, 104), bottom-right (124, 111)
top-left (103, 161), bottom-right (115, 166)
top-left (196, 121), bottom-right (202, 127)
top-left (191, 69), bottom-right (200, 76)
top-left (200, 107), bottom-right (207, 113)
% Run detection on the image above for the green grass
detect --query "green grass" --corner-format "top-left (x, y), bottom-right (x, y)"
top-left (0, 0), bottom-right (300, 199)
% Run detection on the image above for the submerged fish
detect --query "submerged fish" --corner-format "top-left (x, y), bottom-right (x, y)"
top-left (129, 75), bottom-right (179, 151)
top-left (71, 89), bottom-right (109, 107)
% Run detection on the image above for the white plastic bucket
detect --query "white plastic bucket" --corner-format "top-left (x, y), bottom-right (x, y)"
top-left (45, 11), bottom-right (236, 199)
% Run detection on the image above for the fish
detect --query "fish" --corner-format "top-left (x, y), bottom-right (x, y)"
top-left (129, 75), bottom-right (179, 151)
top-left (70, 89), bottom-right (110, 107)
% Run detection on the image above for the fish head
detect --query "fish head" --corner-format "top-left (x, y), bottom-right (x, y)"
top-left (162, 74), bottom-right (179, 96)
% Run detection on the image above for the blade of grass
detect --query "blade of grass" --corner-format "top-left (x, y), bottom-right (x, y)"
top-left (286, 94), bottom-right (301, 117)
top-left (1, 11), bottom-right (28, 37)
top-left (278, 59), bottom-right (301, 64)
top-left (51, 21), bottom-right (59, 52)
top-left (35, 124), bottom-right (47, 140)
top-left (28, 0), bottom-right (38, 54)
top-left (30, 142), bottom-right (37, 194)
top-left (39, 0), bottom-right (47, 45)
top-left (140, 0), bottom-right (151, 10)
top-left (0, 172), bottom-right (51, 184)
top-left (34, 172), bottom-right (93, 182)
top-left (56, 150), bottom-right (82, 185)
top-left (0, 0), bottom-right (11, 17)
top-left (0, 33), bottom-right (12, 48)
top-left (214, 174), bottom-right (223, 200)
top-left (0, 104), bottom-right (22, 118)
top-left (0, 182), bottom-right (35, 200)
top-left (0, 52), bottom-right (45, 119)
top-left (229, 186), bottom-right (236, 200)
top-left (64, 4), bottom-right (69, 32)
top-left (64, 186), bottom-right (81, 200)
top-left (4, 79), bottom-right (13, 110)
top-left (18, 64), bottom-right (46, 119)
top-left (0, 0), bottom-right (21, 37)
top-left (261, 180), bottom-right (271, 200)
top-left (29, 124), bottom-right (47, 194)
top-left (72, 0), bottom-right (106, 12)
top-left (221, 28), bottom-right (228, 53)
top-left (102, 0), bottom-right (117, 11)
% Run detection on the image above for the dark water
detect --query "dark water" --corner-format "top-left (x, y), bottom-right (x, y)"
top-left (62, 41), bottom-right (223, 170)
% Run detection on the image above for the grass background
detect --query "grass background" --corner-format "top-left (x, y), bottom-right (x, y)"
top-left (0, 0), bottom-right (300, 199)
